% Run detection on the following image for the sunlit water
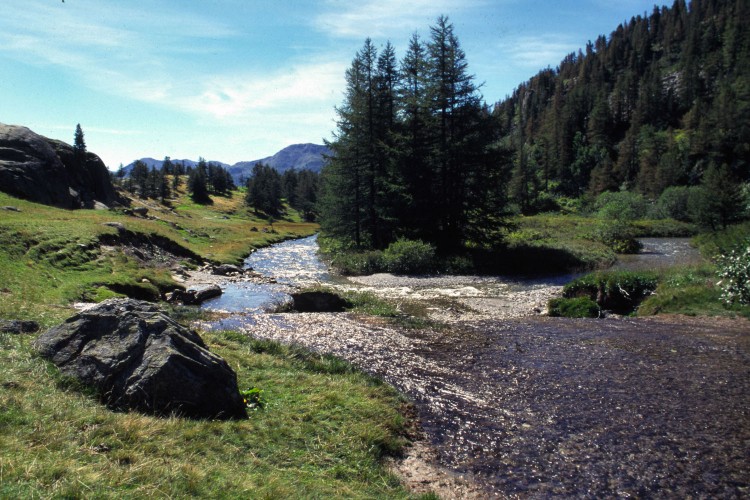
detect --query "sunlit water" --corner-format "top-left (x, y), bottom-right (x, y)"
top-left (200, 234), bottom-right (329, 315)
top-left (201, 235), bottom-right (703, 317)
top-left (612, 237), bottom-right (702, 271)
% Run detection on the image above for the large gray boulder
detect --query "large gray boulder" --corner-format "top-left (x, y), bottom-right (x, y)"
top-left (0, 123), bottom-right (119, 208)
top-left (34, 299), bottom-right (247, 420)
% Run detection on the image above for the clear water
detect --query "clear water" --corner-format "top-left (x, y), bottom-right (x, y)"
top-left (200, 235), bottom-right (703, 314)
top-left (200, 234), bottom-right (329, 313)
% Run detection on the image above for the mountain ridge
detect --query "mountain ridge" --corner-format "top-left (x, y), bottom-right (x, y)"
top-left (122, 143), bottom-right (330, 183)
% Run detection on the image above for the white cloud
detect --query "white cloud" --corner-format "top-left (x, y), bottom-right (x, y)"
top-left (496, 34), bottom-right (579, 69)
top-left (186, 61), bottom-right (345, 120)
top-left (314, 0), bottom-right (483, 38)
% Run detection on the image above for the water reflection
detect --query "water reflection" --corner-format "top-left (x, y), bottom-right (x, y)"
top-left (200, 234), bottom-right (328, 313)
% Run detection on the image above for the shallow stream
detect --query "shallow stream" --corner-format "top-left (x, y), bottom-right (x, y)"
top-left (196, 235), bottom-right (749, 497)
top-left (201, 235), bottom-right (703, 317)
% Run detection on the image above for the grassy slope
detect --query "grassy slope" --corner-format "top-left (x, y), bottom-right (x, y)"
top-left (0, 186), bottom-right (316, 327)
top-left (0, 187), bottom-right (419, 497)
top-left (0, 330), bottom-right (413, 498)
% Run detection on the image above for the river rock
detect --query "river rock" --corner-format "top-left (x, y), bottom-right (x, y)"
top-left (168, 284), bottom-right (223, 305)
top-left (290, 291), bottom-right (351, 312)
top-left (34, 298), bottom-right (247, 419)
top-left (212, 264), bottom-right (244, 276)
top-left (0, 320), bottom-right (40, 334)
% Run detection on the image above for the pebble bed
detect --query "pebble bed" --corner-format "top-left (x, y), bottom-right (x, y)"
top-left (222, 312), bottom-right (750, 498)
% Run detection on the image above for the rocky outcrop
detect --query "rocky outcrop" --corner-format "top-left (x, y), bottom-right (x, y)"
top-left (34, 299), bottom-right (246, 420)
top-left (0, 123), bottom-right (120, 208)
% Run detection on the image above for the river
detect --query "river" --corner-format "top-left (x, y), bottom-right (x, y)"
top-left (201, 235), bottom-right (703, 320)
top-left (195, 236), bottom-right (748, 498)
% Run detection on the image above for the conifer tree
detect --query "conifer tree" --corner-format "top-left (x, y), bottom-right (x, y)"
top-left (73, 123), bottom-right (86, 168)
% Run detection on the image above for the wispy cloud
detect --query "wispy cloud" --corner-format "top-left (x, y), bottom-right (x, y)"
top-left (184, 60), bottom-right (346, 121)
top-left (314, 0), bottom-right (484, 38)
top-left (495, 34), bottom-right (579, 69)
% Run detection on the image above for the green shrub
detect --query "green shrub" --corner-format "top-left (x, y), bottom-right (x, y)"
top-left (717, 241), bottom-right (750, 306)
top-left (564, 271), bottom-right (659, 314)
top-left (592, 220), bottom-right (643, 254)
top-left (595, 191), bottom-right (648, 221)
top-left (382, 239), bottom-right (436, 274)
top-left (329, 250), bottom-right (385, 275)
top-left (654, 186), bottom-right (691, 221)
top-left (548, 297), bottom-right (600, 318)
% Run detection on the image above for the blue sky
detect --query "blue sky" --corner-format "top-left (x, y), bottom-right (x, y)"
top-left (1, 0), bottom-right (661, 168)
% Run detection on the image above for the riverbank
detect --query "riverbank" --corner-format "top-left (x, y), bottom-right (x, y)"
top-left (192, 233), bottom-right (748, 497)
top-left (226, 311), bottom-right (750, 497)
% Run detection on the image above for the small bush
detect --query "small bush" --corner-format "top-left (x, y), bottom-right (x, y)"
top-left (654, 186), bottom-right (691, 221)
top-left (329, 250), bottom-right (385, 275)
top-left (564, 271), bottom-right (659, 314)
top-left (382, 239), bottom-right (436, 275)
top-left (717, 241), bottom-right (750, 306)
top-left (592, 220), bottom-right (643, 254)
top-left (548, 297), bottom-right (600, 318)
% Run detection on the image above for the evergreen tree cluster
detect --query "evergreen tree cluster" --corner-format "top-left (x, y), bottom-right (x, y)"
top-left (121, 159), bottom-right (174, 203)
top-left (117, 156), bottom-right (235, 205)
top-left (494, 0), bottom-right (749, 212)
top-left (320, 16), bottom-right (506, 252)
top-left (187, 157), bottom-right (236, 204)
top-left (245, 163), bottom-right (320, 221)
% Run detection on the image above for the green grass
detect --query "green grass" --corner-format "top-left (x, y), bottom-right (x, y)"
top-left (0, 190), bottom-right (316, 327)
top-left (693, 221), bottom-right (750, 258)
top-left (639, 264), bottom-right (750, 318)
top-left (0, 330), bottom-right (415, 498)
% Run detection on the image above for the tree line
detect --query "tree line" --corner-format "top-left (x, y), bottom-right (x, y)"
top-left (114, 155), bottom-right (319, 219)
top-left (494, 0), bottom-right (749, 216)
top-left (115, 157), bottom-right (235, 204)
top-left (245, 164), bottom-right (319, 221)
top-left (320, 1), bottom-right (749, 251)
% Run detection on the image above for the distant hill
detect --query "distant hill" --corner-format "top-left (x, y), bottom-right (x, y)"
top-left (492, 0), bottom-right (750, 204)
top-left (228, 143), bottom-right (330, 183)
top-left (121, 143), bottom-right (330, 183)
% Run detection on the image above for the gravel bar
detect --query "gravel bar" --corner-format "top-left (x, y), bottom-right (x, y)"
top-left (228, 312), bottom-right (750, 498)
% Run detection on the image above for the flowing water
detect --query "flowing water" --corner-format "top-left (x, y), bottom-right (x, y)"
top-left (200, 234), bottom-right (330, 314)
top-left (201, 235), bottom-right (704, 316)
top-left (612, 237), bottom-right (703, 271)
top-left (196, 235), bottom-right (749, 497)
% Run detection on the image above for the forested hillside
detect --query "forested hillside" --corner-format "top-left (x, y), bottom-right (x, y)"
top-left (494, 0), bottom-right (749, 205)
top-left (320, 0), bottom-right (749, 254)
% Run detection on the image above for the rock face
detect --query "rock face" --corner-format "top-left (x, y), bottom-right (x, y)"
top-left (34, 299), bottom-right (247, 419)
top-left (0, 123), bottom-right (119, 208)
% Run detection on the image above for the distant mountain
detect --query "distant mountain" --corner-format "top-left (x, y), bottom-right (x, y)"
top-left (228, 143), bottom-right (330, 183)
top-left (121, 143), bottom-right (330, 184)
